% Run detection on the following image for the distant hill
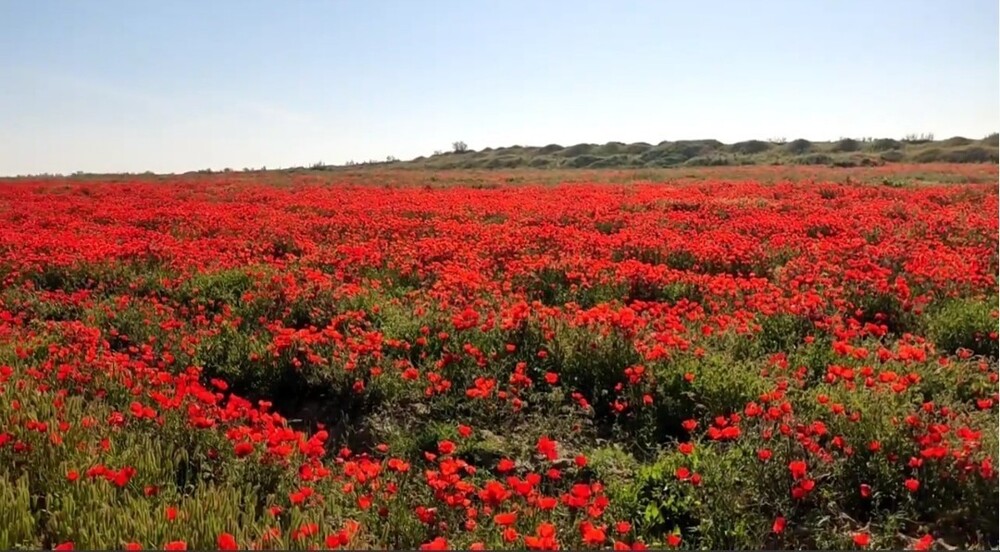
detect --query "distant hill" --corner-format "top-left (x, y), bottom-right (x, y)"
top-left (5, 134), bottom-right (997, 179)
top-left (390, 134), bottom-right (999, 170)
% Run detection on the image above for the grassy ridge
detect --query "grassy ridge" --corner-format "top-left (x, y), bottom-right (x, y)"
top-left (395, 135), bottom-right (999, 170)
top-left (4, 136), bottom-right (996, 180)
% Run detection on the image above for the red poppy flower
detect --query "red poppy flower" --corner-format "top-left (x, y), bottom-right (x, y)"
top-left (420, 537), bottom-right (449, 550)
top-left (913, 534), bottom-right (934, 551)
top-left (494, 512), bottom-right (517, 526)
top-left (580, 521), bottom-right (607, 546)
top-left (788, 460), bottom-right (807, 480)
top-left (536, 435), bottom-right (558, 461)
top-left (234, 441), bottom-right (254, 457)
top-left (217, 533), bottom-right (238, 551)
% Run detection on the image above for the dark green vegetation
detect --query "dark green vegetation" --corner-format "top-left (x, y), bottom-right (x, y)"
top-left (399, 135), bottom-right (999, 170)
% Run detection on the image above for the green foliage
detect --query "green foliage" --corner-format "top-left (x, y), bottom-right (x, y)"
top-left (187, 269), bottom-right (253, 299)
top-left (794, 153), bottom-right (832, 165)
top-left (914, 148), bottom-right (944, 163)
top-left (729, 140), bottom-right (772, 155)
top-left (879, 150), bottom-right (905, 163)
top-left (557, 143), bottom-right (595, 157)
top-left (832, 138), bottom-right (861, 152)
top-left (926, 297), bottom-right (999, 358)
top-left (544, 322), bottom-right (640, 419)
top-left (851, 290), bottom-right (920, 336)
top-left (630, 446), bottom-right (773, 549)
top-left (869, 138), bottom-right (903, 152)
top-left (939, 146), bottom-right (998, 163)
top-left (754, 313), bottom-right (814, 355)
top-left (785, 139), bottom-right (813, 155)
top-left (940, 136), bottom-right (973, 147)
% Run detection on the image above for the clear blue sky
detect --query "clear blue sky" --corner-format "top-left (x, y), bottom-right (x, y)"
top-left (1, 0), bottom-right (997, 175)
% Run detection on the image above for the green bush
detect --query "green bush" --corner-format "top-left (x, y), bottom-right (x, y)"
top-left (913, 148), bottom-right (943, 162)
top-left (851, 290), bottom-right (919, 336)
top-left (755, 312), bottom-right (814, 355)
top-left (557, 143), bottom-right (596, 157)
top-left (940, 136), bottom-right (973, 147)
top-left (940, 146), bottom-right (997, 163)
top-left (729, 140), bottom-right (772, 155)
top-left (868, 138), bottom-right (903, 152)
top-left (625, 142), bottom-right (653, 154)
top-left (793, 153), bottom-right (832, 165)
top-left (879, 150), bottom-right (905, 162)
top-left (832, 138), bottom-right (861, 152)
top-left (926, 298), bottom-right (999, 358)
top-left (784, 139), bottom-right (813, 154)
top-left (594, 141), bottom-right (627, 155)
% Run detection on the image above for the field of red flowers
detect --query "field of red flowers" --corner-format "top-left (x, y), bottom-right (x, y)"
top-left (0, 166), bottom-right (997, 550)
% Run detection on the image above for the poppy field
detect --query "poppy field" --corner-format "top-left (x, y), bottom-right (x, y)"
top-left (0, 165), bottom-right (997, 550)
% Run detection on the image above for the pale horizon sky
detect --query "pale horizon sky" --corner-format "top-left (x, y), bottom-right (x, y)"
top-left (1, 0), bottom-right (998, 175)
